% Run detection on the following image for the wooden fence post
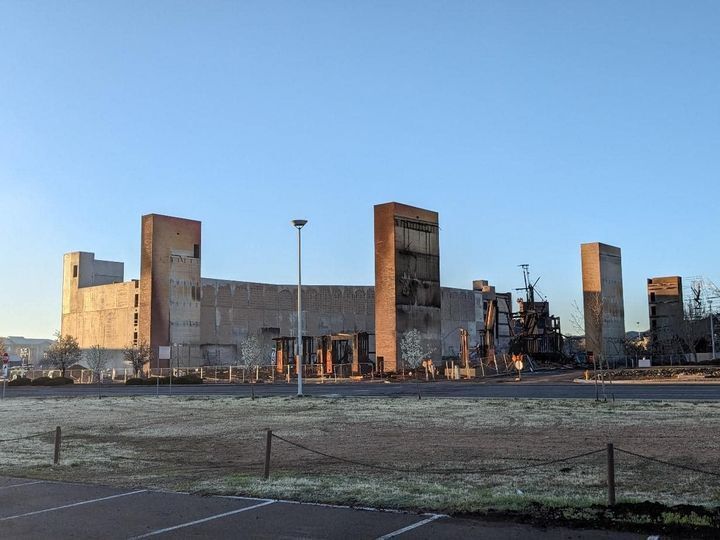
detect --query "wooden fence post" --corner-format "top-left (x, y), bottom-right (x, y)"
top-left (264, 429), bottom-right (272, 479)
top-left (607, 443), bottom-right (616, 505)
top-left (53, 426), bottom-right (62, 465)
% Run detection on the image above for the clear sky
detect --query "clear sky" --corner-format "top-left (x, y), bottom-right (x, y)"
top-left (2, 1), bottom-right (719, 338)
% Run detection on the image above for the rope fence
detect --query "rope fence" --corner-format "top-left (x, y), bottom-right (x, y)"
top-left (1, 426), bottom-right (717, 508)
top-left (264, 430), bottom-right (720, 506)
top-left (0, 431), bottom-right (53, 444)
top-left (270, 432), bottom-right (605, 476)
top-left (614, 447), bottom-right (720, 478)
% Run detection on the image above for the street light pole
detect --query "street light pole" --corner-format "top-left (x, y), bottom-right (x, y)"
top-left (710, 301), bottom-right (716, 359)
top-left (292, 219), bottom-right (308, 397)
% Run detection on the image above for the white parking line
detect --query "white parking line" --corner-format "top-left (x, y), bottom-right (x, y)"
top-left (128, 499), bottom-right (276, 538)
top-left (0, 489), bottom-right (147, 521)
top-left (375, 514), bottom-right (444, 539)
top-left (0, 481), bottom-right (44, 490)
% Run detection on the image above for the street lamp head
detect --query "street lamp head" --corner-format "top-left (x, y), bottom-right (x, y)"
top-left (291, 219), bottom-right (308, 229)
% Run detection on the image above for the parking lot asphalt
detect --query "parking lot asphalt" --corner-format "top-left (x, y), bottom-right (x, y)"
top-left (0, 476), bottom-right (645, 539)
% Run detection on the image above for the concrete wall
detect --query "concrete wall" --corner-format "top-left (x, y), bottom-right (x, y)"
top-left (169, 255), bottom-right (202, 348)
top-left (581, 242), bottom-right (626, 360)
top-left (61, 252), bottom-right (137, 351)
top-left (440, 287), bottom-right (482, 357)
top-left (199, 279), bottom-right (375, 363)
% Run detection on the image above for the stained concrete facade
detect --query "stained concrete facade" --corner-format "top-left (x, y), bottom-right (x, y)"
top-left (62, 211), bottom-right (509, 371)
top-left (61, 252), bottom-right (137, 350)
top-left (374, 202), bottom-right (441, 371)
top-left (647, 276), bottom-right (684, 356)
top-left (581, 242), bottom-right (626, 360)
top-left (139, 214), bottom-right (202, 367)
top-left (199, 279), bottom-right (375, 364)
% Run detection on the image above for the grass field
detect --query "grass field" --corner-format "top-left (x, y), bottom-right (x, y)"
top-left (1, 395), bottom-right (719, 532)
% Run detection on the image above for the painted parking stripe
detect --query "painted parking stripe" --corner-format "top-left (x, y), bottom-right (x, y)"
top-left (0, 480), bottom-right (44, 490)
top-left (375, 514), bottom-right (444, 539)
top-left (0, 489), bottom-right (147, 521)
top-left (128, 499), bottom-right (276, 538)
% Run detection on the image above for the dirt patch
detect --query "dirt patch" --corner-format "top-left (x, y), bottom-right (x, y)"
top-left (1, 396), bottom-right (718, 535)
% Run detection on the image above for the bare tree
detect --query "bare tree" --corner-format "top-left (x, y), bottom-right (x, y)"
top-left (45, 333), bottom-right (82, 377)
top-left (0, 337), bottom-right (5, 356)
top-left (123, 341), bottom-right (152, 377)
top-left (400, 329), bottom-right (435, 399)
top-left (569, 300), bottom-right (586, 337)
top-left (676, 316), bottom-right (708, 363)
top-left (583, 292), bottom-right (604, 360)
top-left (85, 345), bottom-right (108, 383)
top-left (239, 335), bottom-right (263, 382)
top-left (400, 329), bottom-right (430, 374)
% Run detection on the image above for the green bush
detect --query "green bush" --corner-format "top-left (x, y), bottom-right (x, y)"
top-left (125, 377), bottom-right (146, 385)
top-left (8, 377), bottom-right (32, 386)
top-left (31, 377), bottom-right (52, 386)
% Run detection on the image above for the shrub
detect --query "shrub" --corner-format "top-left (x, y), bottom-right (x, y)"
top-left (45, 377), bottom-right (74, 386)
top-left (8, 377), bottom-right (32, 386)
top-left (30, 376), bottom-right (74, 386)
top-left (125, 375), bottom-right (203, 385)
top-left (174, 374), bottom-right (203, 384)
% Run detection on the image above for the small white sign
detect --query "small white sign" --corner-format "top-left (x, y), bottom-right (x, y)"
top-left (638, 358), bottom-right (652, 368)
top-left (158, 346), bottom-right (171, 360)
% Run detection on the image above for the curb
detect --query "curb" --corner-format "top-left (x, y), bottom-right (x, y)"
top-left (572, 378), bottom-right (720, 385)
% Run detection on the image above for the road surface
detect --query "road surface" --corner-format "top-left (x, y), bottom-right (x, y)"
top-left (4, 370), bottom-right (719, 400)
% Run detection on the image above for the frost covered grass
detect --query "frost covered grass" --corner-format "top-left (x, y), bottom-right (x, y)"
top-left (0, 396), bottom-right (718, 514)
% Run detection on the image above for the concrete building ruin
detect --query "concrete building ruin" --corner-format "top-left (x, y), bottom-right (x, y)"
top-left (374, 203), bottom-right (441, 372)
top-left (581, 242), bottom-right (626, 362)
top-left (647, 276), bottom-right (684, 356)
top-left (62, 206), bottom-right (513, 373)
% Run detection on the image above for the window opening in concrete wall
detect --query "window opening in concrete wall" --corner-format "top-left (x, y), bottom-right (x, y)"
top-left (73, 265), bottom-right (78, 278)
top-left (134, 294), bottom-right (139, 308)
top-left (194, 244), bottom-right (200, 258)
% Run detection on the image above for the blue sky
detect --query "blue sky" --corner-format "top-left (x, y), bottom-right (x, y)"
top-left (2, 1), bottom-right (719, 338)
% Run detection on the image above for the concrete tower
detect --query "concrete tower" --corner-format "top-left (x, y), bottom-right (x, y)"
top-left (581, 242), bottom-right (626, 361)
top-left (138, 214), bottom-right (202, 367)
top-left (374, 202), bottom-right (441, 372)
top-left (647, 276), bottom-right (684, 355)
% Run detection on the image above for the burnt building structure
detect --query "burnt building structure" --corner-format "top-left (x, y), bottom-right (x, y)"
top-left (581, 242), bottom-right (626, 362)
top-left (647, 276), bottom-right (684, 356)
top-left (374, 202), bottom-right (441, 372)
top-left (61, 207), bottom-right (512, 373)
